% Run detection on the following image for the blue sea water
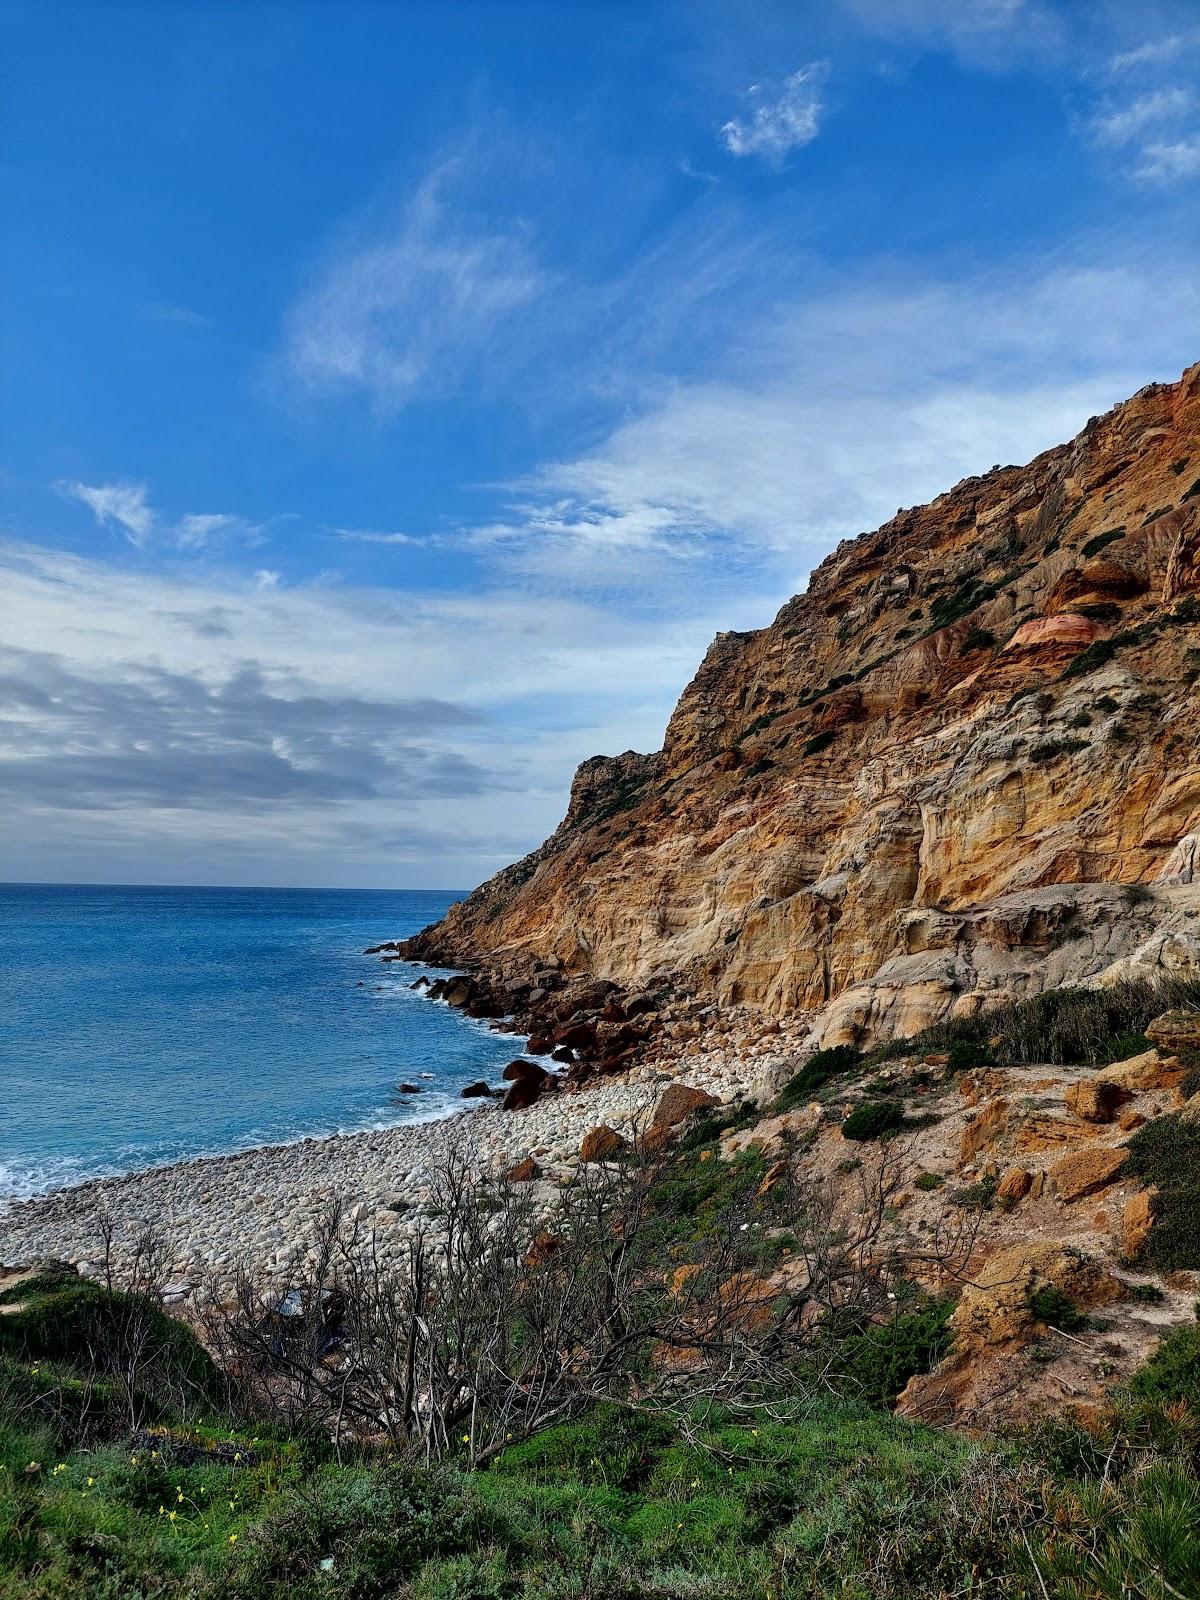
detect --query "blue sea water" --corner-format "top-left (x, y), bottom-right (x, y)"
top-left (0, 883), bottom-right (526, 1201)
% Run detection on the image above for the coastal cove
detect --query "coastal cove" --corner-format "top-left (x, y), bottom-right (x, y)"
top-left (0, 883), bottom-right (532, 1202)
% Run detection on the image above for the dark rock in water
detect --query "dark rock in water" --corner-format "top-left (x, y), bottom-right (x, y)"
top-left (551, 1046), bottom-right (574, 1065)
top-left (442, 976), bottom-right (474, 1008)
top-left (363, 943), bottom-right (398, 956)
top-left (411, 976), bottom-right (430, 990)
top-left (395, 1083), bottom-right (421, 1094)
top-left (460, 1080), bottom-right (495, 1099)
top-left (526, 1033), bottom-right (553, 1055)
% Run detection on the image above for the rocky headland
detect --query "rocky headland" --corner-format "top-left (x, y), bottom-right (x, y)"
top-left (6, 363), bottom-right (1200, 1436)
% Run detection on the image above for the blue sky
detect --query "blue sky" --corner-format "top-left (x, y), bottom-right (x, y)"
top-left (3, 0), bottom-right (1199, 888)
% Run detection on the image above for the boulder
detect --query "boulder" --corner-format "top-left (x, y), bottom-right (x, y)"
top-left (995, 1167), bottom-right (1033, 1204)
top-left (1049, 1145), bottom-right (1128, 1203)
top-left (1096, 1049), bottom-right (1185, 1092)
top-left (1146, 1010), bottom-right (1200, 1054)
top-left (501, 1059), bottom-right (551, 1112)
top-left (579, 1124), bottom-right (628, 1163)
top-left (1064, 1078), bottom-right (1132, 1124)
top-left (959, 1099), bottom-right (1009, 1166)
top-left (460, 1080), bottom-right (494, 1099)
top-left (395, 1082), bottom-right (421, 1095)
top-left (554, 1020), bottom-right (598, 1053)
top-left (442, 976), bottom-right (475, 1008)
top-left (524, 1231), bottom-right (565, 1268)
top-left (651, 1082), bottom-right (717, 1133)
top-left (504, 1156), bottom-right (541, 1183)
top-left (1122, 1188), bottom-right (1157, 1259)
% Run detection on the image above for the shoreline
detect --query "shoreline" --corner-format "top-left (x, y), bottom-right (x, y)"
top-left (0, 1010), bottom-right (810, 1296)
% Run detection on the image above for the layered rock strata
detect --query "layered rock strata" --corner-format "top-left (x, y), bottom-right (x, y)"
top-left (398, 364), bottom-right (1200, 1055)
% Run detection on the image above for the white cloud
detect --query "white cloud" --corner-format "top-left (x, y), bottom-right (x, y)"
top-left (462, 260), bottom-right (1200, 595)
top-left (1139, 135), bottom-right (1200, 179)
top-left (335, 527), bottom-right (427, 546)
top-left (59, 480), bottom-right (155, 545)
top-left (280, 161), bottom-right (546, 408)
top-left (720, 65), bottom-right (827, 162)
top-left (175, 512), bottom-right (241, 549)
top-left (0, 540), bottom-right (743, 885)
top-left (842, 0), bottom-right (1058, 65)
top-left (1108, 33), bottom-right (1199, 75)
top-left (254, 569), bottom-right (281, 589)
top-left (1092, 86), bottom-right (1195, 145)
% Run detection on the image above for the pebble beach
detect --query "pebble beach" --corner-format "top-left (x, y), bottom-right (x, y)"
top-left (0, 1019), bottom-right (810, 1300)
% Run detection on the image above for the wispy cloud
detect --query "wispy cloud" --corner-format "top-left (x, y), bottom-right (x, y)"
top-left (1088, 84), bottom-right (1200, 182)
top-left (1091, 86), bottom-right (1195, 145)
top-left (58, 480), bottom-right (155, 546)
top-left (1138, 135), bottom-right (1200, 180)
top-left (719, 65), bottom-right (827, 163)
top-left (459, 258), bottom-right (1200, 597)
top-left (1108, 32), bottom-right (1200, 76)
top-left (335, 527), bottom-right (428, 547)
top-left (280, 160), bottom-right (547, 408)
top-left (842, 0), bottom-right (1058, 66)
top-left (59, 483), bottom-right (266, 551)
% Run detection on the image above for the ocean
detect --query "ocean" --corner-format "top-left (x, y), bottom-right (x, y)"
top-left (0, 883), bottom-right (525, 1201)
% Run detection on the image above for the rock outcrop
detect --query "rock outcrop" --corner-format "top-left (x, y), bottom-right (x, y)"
top-left (399, 363), bottom-right (1200, 1053)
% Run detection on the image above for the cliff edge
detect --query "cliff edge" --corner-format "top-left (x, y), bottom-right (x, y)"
top-left (401, 363), bottom-right (1200, 1060)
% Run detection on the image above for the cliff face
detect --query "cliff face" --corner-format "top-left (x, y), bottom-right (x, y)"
top-left (406, 364), bottom-right (1200, 1048)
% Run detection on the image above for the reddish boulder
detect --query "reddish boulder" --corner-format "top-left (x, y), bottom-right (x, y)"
top-left (651, 1083), bottom-right (717, 1133)
top-left (504, 1156), bottom-right (541, 1183)
top-left (579, 1124), bottom-right (628, 1162)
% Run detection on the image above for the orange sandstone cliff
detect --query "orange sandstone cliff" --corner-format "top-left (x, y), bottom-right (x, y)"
top-left (402, 364), bottom-right (1200, 1054)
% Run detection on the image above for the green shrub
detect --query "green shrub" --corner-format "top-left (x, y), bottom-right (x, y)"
top-left (803, 729), bottom-right (835, 756)
top-left (913, 1172), bottom-right (945, 1192)
top-left (870, 978), bottom-right (1200, 1069)
top-left (960, 627), bottom-right (995, 655)
top-left (1028, 1286), bottom-right (1087, 1332)
top-left (772, 1044), bottom-right (861, 1110)
top-left (0, 1275), bottom-right (219, 1408)
top-left (1080, 527), bottom-right (1126, 558)
top-left (1128, 1323), bottom-right (1200, 1409)
top-left (1126, 1113), bottom-right (1200, 1269)
top-left (1129, 1283), bottom-right (1165, 1304)
top-left (842, 1101), bottom-right (904, 1142)
top-left (831, 1301), bottom-right (954, 1410)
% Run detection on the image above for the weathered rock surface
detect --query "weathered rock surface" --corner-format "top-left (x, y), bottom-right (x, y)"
top-left (397, 364), bottom-right (1200, 1052)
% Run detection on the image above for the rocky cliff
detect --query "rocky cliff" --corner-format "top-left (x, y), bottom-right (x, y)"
top-left (402, 363), bottom-right (1200, 1057)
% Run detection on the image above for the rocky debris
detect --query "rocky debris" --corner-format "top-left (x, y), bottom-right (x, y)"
top-left (1065, 1079), bottom-right (1132, 1123)
top-left (898, 1241), bottom-right (1125, 1426)
top-left (1049, 1145), bottom-right (1129, 1203)
top-left (579, 1125), bottom-right (628, 1163)
top-left (1146, 1009), bottom-right (1200, 1054)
